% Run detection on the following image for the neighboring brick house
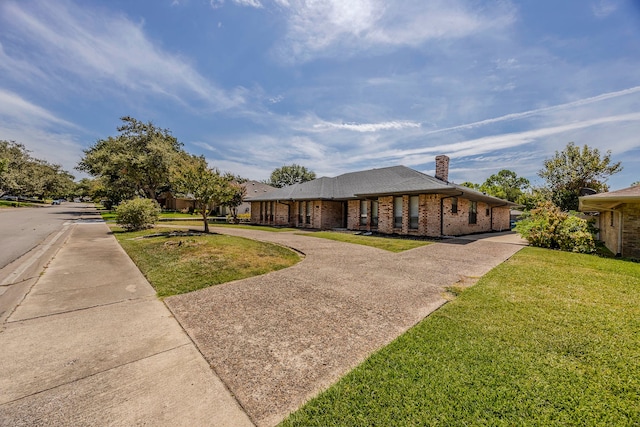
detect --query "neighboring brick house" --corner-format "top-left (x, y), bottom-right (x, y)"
top-left (579, 185), bottom-right (640, 258)
top-left (239, 181), bottom-right (276, 215)
top-left (248, 156), bottom-right (515, 238)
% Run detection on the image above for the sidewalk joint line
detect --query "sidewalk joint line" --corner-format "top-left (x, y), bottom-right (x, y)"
top-left (0, 343), bottom-right (193, 406)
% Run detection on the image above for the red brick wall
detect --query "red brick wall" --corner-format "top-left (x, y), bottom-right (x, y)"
top-left (318, 200), bottom-right (344, 229)
top-left (377, 196), bottom-right (394, 234)
top-left (254, 196), bottom-right (512, 237)
top-left (347, 200), bottom-right (360, 230)
top-left (424, 194), bottom-right (441, 237)
top-left (491, 206), bottom-right (511, 232)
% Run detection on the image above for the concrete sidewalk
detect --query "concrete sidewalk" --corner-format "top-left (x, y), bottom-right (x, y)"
top-left (0, 218), bottom-right (253, 426)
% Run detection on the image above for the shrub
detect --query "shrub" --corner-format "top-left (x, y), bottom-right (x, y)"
top-left (116, 198), bottom-right (161, 231)
top-left (515, 201), bottom-right (595, 253)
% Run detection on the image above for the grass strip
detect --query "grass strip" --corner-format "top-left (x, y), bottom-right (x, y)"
top-left (0, 200), bottom-right (38, 208)
top-left (113, 227), bottom-right (300, 297)
top-left (300, 231), bottom-right (432, 253)
top-left (280, 247), bottom-right (640, 426)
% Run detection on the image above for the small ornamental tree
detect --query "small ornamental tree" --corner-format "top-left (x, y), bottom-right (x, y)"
top-left (116, 198), bottom-right (161, 231)
top-left (223, 183), bottom-right (246, 223)
top-left (514, 201), bottom-right (595, 253)
top-left (172, 155), bottom-right (235, 233)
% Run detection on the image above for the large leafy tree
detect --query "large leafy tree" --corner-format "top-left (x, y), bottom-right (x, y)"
top-left (268, 164), bottom-right (316, 188)
top-left (480, 169), bottom-right (530, 202)
top-left (0, 140), bottom-right (75, 198)
top-left (538, 142), bottom-right (622, 211)
top-left (77, 116), bottom-right (183, 206)
top-left (172, 155), bottom-right (236, 233)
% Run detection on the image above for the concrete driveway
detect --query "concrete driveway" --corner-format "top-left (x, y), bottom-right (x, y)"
top-left (166, 229), bottom-right (526, 427)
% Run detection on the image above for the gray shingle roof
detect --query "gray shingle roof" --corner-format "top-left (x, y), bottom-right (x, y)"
top-left (249, 165), bottom-right (515, 206)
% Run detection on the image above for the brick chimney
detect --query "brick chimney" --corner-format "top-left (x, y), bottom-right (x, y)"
top-left (435, 155), bottom-right (450, 182)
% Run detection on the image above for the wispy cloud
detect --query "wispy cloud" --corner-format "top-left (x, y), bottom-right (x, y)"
top-left (313, 120), bottom-right (421, 132)
top-left (420, 86), bottom-right (640, 136)
top-left (0, 89), bottom-right (78, 129)
top-left (210, 0), bottom-right (263, 8)
top-left (1, 0), bottom-right (242, 110)
top-left (346, 113), bottom-right (640, 167)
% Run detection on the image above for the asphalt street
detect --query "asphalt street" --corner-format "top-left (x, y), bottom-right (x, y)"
top-left (0, 203), bottom-right (90, 269)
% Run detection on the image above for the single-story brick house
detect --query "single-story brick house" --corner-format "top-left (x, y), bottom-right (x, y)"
top-left (579, 185), bottom-right (640, 258)
top-left (247, 156), bottom-right (515, 237)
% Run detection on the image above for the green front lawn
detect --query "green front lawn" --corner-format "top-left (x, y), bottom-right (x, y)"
top-left (281, 247), bottom-right (640, 426)
top-left (113, 227), bottom-right (300, 297)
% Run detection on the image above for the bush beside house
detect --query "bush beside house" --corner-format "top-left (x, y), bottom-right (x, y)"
top-left (515, 201), bottom-right (595, 253)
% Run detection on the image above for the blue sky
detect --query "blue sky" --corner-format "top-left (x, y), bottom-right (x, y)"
top-left (1, 0), bottom-right (639, 190)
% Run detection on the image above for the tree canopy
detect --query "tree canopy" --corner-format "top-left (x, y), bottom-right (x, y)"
top-left (77, 116), bottom-right (184, 206)
top-left (481, 169), bottom-right (530, 202)
top-left (268, 164), bottom-right (316, 188)
top-left (0, 140), bottom-right (75, 198)
top-left (460, 170), bottom-right (530, 203)
top-left (538, 142), bottom-right (622, 211)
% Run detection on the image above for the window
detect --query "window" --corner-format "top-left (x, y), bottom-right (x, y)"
top-left (486, 208), bottom-right (490, 216)
top-left (371, 200), bottom-right (379, 227)
top-left (469, 201), bottom-right (477, 224)
top-left (259, 202), bottom-right (264, 222)
top-left (394, 196), bottom-right (403, 228)
top-left (298, 201), bottom-right (304, 224)
top-left (610, 211), bottom-right (615, 227)
top-left (451, 197), bottom-right (458, 213)
top-left (409, 196), bottom-right (419, 229)
top-left (269, 201), bottom-right (275, 222)
top-left (305, 201), bottom-right (311, 224)
top-left (360, 200), bottom-right (368, 226)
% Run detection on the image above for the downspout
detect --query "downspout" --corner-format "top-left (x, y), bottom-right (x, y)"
top-left (440, 191), bottom-right (464, 237)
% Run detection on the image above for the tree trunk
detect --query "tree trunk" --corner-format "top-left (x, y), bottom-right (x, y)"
top-left (202, 210), bottom-right (209, 233)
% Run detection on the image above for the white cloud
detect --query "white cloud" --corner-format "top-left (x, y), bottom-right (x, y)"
top-left (274, 0), bottom-right (516, 62)
top-left (592, 0), bottom-right (619, 18)
top-left (233, 0), bottom-right (263, 7)
top-left (313, 120), bottom-right (421, 132)
top-left (1, 0), bottom-right (242, 110)
top-left (211, 0), bottom-right (263, 8)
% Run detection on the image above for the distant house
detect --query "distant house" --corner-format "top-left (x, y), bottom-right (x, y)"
top-left (160, 180), bottom-right (275, 216)
top-left (248, 155), bottom-right (515, 237)
top-left (240, 181), bottom-right (277, 215)
top-left (579, 185), bottom-right (640, 258)
top-left (162, 193), bottom-right (197, 212)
